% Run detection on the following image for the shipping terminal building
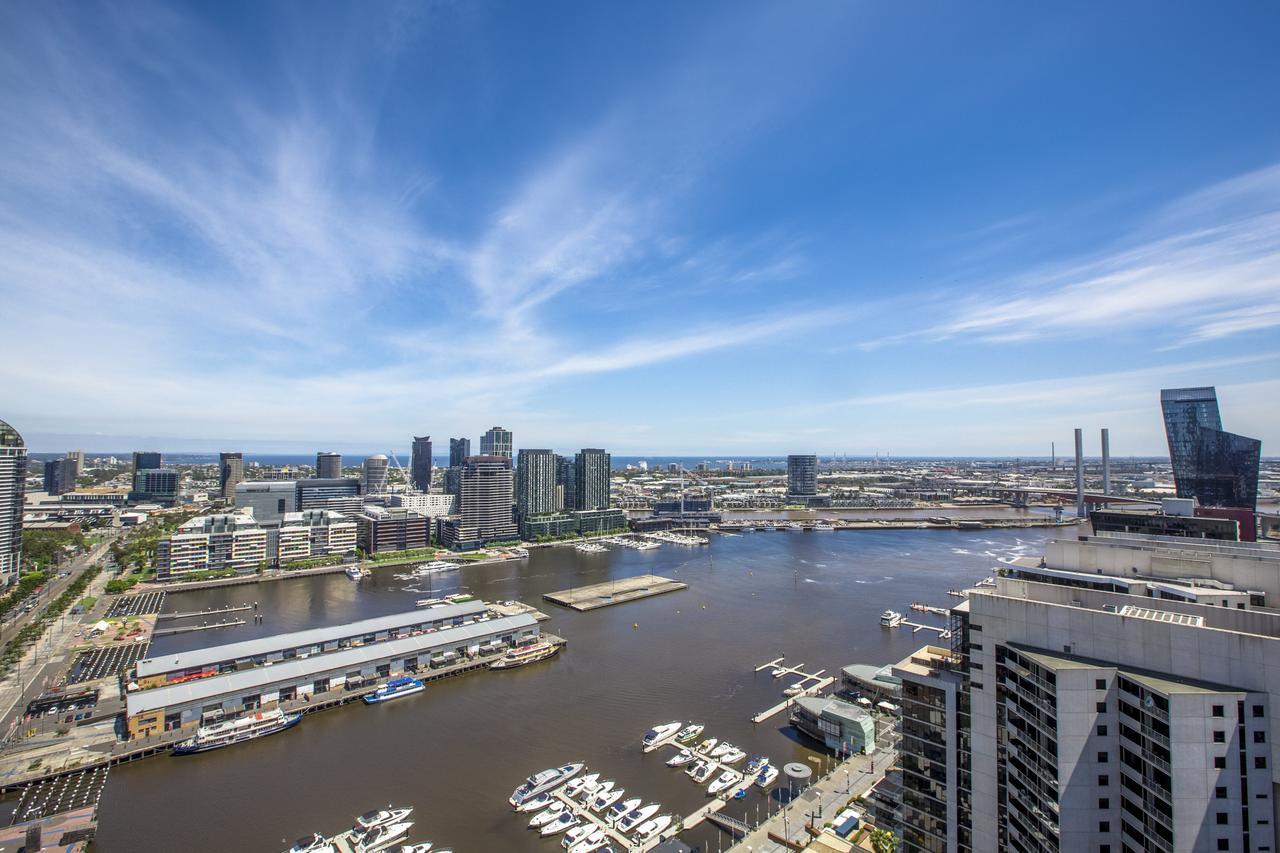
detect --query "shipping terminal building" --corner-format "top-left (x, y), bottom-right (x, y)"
top-left (125, 600), bottom-right (539, 738)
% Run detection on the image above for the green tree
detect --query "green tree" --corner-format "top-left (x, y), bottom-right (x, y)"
top-left (870, 828), bottom-right (899, 853)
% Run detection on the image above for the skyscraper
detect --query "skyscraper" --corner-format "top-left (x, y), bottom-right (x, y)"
top-left (479, 426), bottom-right (513, 459)
top-left (1161, 387), bottom-right (1261, 509)
top-left (410, 436), bottom-right (433, 493)
top-left (219, 451), bottom-right (244, 501)
top-left (786, 454), bottom-right (817, 497)
top-left (0, 419), bottom-right (27, 582)
top-left (516, 449), bottom-right (557, 521)
top-left (439, 455), bottom-right (518, 549)
top-left (573, 448), bottom-right (611, 511)
top-left (448, 438), bottom-right (471, 468)
top-left (556, 454), bottom-right (576, 511)
top-left (43, 458), bottom-right (76, 496)
top-left (65, 449), bottom-right (85, 478)
top-left (316, 451), bottom-right (342, 479)
top-left (361, 455), bottom-right (389, 495)
top-left (131, 450), bottom-right (161, 494)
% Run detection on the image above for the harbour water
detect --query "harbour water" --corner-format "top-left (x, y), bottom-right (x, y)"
top-left (95, 527), bottom-right (1049, 852)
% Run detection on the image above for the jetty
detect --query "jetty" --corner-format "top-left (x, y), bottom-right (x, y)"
top-left (544, 575), bottom-right (687, 612)
top-left (151, 619), bottom-right (246, 637)
top-left (751, 657), bottom-right (837, 723)
top-left (156, 604), bottom-right (253, 621)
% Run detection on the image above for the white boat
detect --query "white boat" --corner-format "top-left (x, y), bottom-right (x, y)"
top-left (528, 802), bottom-right (566, 828)
top-left (356, 807), bottom-right (414, 832)
top-left (606, 797), bottom-right (642, 825)
top-left (353, 821), bottom-right (412, 853)
top-left (756, 764), bottom-right (780, 788)
top-left (687, 759), bottom-right (714, 783)
top-left (770, 667), bottom-right (787, 678)
top-left (590, 787), bottom-right (623, 813)
top-left (618, 803), bottom-right (660, 833)
top-left (489, 640), bottom-right (560, 670)
top-left (745, 755), bottom-right (769, 774)
top-left (642, 721), bottom-right (683, 748)
top-left (516, 792), bottom-right (552, 813)
top-left (400, 845), bottom-right (433, 853)
top-left (666, 748), bottom-right (695, 767)
top-left (710, 741), bottom-right (734, 759)
top-left (173, 707), bottom-right (302, 754)
top-left (708, 770), bottom-right (742, 796)
top-left (346, 566), bottom-right (364, 579)
top-left (719, 746), bottom-right (746, 764)
top-left (674, 723), bottom-right (704, 743)
top-left (562, 824), bottom-right (594, 848)
top-left (564, 772), bottom-right (599, 798)
top-left (568, 828), bottom-right (607, 853)
top-left (881, 609), bottom-right (904, 628)
top-left (783, 683), bottom-right (806, 697)
top-left (540, 813), bottom-right (578, 838)
top-left (510, 763), bottom-right (584, 807)
top-left (694, 737), bottom-right (718, 755)
top-left (287, 833), bottom-right (333, 853)
top-left (581, 779), bottom-right (612, 801)
top-left (633, 814), bottom-right (673, 843)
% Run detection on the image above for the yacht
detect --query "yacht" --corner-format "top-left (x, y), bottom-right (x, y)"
top-left (708, 770), bottom-right (742, 796)
top-left (286, 833), bottom-right (333, 853)
top-left (666, 748), bottom-right (695, 767)
top-left (564, 772), bottom-right (599, 799)
top-left (694, 737), bottom-right (718, 755)
top-left (642, 721), bottom-right (683, 748)
top-left (352, 821), bottom-right (412, 852)
top-left (591, 787), bottom-right (623, 813)
top-left (539, 813), bottom-right (578, 838)
top-left (881, 609), bottom-right (905, 628)
top-left (674, 723), bottom-right (704, 744)
top-left (719, 746), bottom-right (746, 764)
top-left (528, 802), bottom-right (566, 829)
top-left (580, 778), bottom-right (612, 802)
top-left (617, 803), bottom-right (660, 834)
top-left (510, 763), bottom-right (585, 807)
top-left (783, 683), bottom-right (806, 697)
top-left (490, 640), bottom-right (560, 670)
top-left (562, 824), bottom-right (594, 849)
top-left (745, 755), bottom-right (770, 774)
top-left (356, 807), bottom-right (414, 832)
top-left (606, 797), bottom-right (642, 825)
top-left (173, 708), bottom-right (302, 755)
top-left (400, 846), bottom-right (432, 853)
top-left (770, 667), bottom-right (787, 678)
top-left (709, 741), bottom-right (734, 759)
top-left (568, 827), bottom-right (607, 853)
top-left (687, 759), bottom-right (714, 783)
top-left (515, 792), bottom-right (551, 813)
top-left (363, 677), bottom-right (425, 705)
top-left (633, 814), bottom-right (673, 844)
top-left (346, 566), bottom-right (364, 580)
top-left (756, 764), bottom-right (780, 788)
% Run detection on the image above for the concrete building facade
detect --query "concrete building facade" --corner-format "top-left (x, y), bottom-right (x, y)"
top-left (219, 451), bottom-right (244, 500)
top-left (573, 448), bottom-right (611, 511)
top-left (439, 455), bottom-right (518, 550)
top-left (155, 514), bottom-right (268, 579)
top-left (0, 419), bottom-right (27, 583)
top-left (410, 435), bottom-right (433, 493)
top-left (315, 452), bottom-right (342, 479)
top-left (356, 505), bottom-right (431, 554)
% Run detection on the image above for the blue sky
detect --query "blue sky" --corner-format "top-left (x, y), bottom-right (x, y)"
top-left (2, 1), bottom-right (1278, 456)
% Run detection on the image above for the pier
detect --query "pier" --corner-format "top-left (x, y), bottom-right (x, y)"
top-left (151, 618), bottom-right (247, 636)
top-left (750, 657), bottom-right (837, 723)
top-left (544, 574), bottom-right (688, 612)
top-left (156, 604), bottom-right (253, 621)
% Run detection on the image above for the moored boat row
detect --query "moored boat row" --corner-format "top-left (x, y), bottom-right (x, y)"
top-left (283, 805), bottom-right (446, 853)
top-left (510, 762), bottom-right (676, 849)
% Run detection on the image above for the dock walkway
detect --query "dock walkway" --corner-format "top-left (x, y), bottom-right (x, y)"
top-left (544, 575), bottom-right (687, 612)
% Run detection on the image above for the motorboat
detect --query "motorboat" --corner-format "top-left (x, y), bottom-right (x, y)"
top-left (708, 770), bottom-right (742, 796)
top-left (287, 833), bottom-right (333, 853)
top-left (881, 609), bottom-right (904, 628)
top-left (400, 845), bottom-right (433, 853)
top-left (510, 763), bottom-right (584, 807)
top-left (490, 640), bottom-right (560, 670)
top-left (617, 803), bottom-right (660, 834)
top-left (686, 759), bottom-right (714, 783)
top-left (516, 792), bottom-right (552, 813)
top-left (694, 737), bottom-right (718, 755)
top-left (539, 813), bottom-right (578, 838)
top-left (591, 787), bottom-right (623, 813)
top-left (529, 802), bottom-right (566, 829)
top-left (710, 742), bottom-right (735, 759)
top-left (562, 824), bottom-right (594, 848)
top-left (579, 778), bottom-right (612, 802)
top-left (642, 721), bottom-right (683, 748)
top-left (719, 746), bottom-right (746, 764)
top-left (632, 814), bottom-right (673, 843)
top-left (564, 772), bottom-right (599, 798)
top-left (353, 821), bottom-right (412, 852)
top-left (666, 748), bottom-right (695, 767)
top-left (356, 807), bottom-right (414, 832)
top-left (173, 708), bottom-right (302, 755)
top-left (783, 683), bottom-right (806, 697)
top-left (674, 723), bottom-right (704, 744)
top-left (363, 677), bottom-right (425, 705)
top-left (606, 797), bottom-right (642, 825)
top-left (568, 827), bottom-right (607, 853)
top-left (745, 755), bottom-right (769, 774)
top-left (346, 566), bottom-right (364, 579)
top-left (771, 667), bottom-right (787, 678)
top-left (756, 764), bottom-right (780, 788)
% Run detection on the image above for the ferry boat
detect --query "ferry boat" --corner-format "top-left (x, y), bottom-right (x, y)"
top-left (510, 762), bottom-right (585, 808)
top-left (490, 640), bottom-right (560, 670)
top-left (173, 707), bottom-right (302, 755)
top-left (880, 609), bottom-right (905, 628)
top-left (363, 676), bottom-right (425, 705)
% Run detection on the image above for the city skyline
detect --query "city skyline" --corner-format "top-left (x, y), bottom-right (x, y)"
top-left (3, 3), bottom-right (1279, 456)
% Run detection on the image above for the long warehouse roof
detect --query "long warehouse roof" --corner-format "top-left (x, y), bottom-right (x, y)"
top-left (127, 613), bottom-right (537, 716)
top-left (136, 600), bottom-right (488, 678)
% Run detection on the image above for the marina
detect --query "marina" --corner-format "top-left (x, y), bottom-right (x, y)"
top-left (543, 574), bottom-right (688, 612)
top-left (749, 657), bottom-right (838, 723)
top-left (155, 603), bottom-right (254, 621)
top-left (151, 617), bottom-right (247, 636)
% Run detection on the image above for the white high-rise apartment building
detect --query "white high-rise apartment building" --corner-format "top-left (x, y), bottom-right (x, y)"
top-left (0, 419), bottom-right (27, 583)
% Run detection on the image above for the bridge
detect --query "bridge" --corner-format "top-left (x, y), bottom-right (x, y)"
top-left (999, 488), bottom-right (1157, 511)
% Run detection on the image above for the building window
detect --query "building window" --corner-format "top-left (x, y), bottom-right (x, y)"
top-left (1214, 730), bottom-right (1226, 743)
top-left (1214, 704), bottom-right (1225, 717)
top-left (1216, 786), bottom-right (1228, 798)
top-left (1256, 757), bottom-right (1268, 769)
top-left (1215, 756), bottom-right (1227, 769)
top-left (1100, 820), bottom-right (1110, 832)
top-left (1254, 705), bottom-right (1265, 718)
top-left (1255, 731), bottom-right (1267, 743)
top-left (1218, 840), bottom-right (1229, 851)
top-left (1097, 702), bottom-right (1107, 713)
top-left (1098, 724), bottom-right (1108, 736)
top-left (1096, 679), bottom-right (1106, 690)
top-left (1099, 798), bottom-right (1110, 809)
top-left (1098, 774), bottom-right (1109, 786)
top-left (1217, 813), bottom-right (1228, 825)
top-left (1098, 751), bottom-right (1109, 763)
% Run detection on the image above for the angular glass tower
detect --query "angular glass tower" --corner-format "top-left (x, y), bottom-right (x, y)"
top-left (1160, 387), bottom-right (1261, 509)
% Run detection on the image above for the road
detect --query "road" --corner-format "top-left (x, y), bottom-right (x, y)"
top-left (0, 534), bottom-right (117, 648)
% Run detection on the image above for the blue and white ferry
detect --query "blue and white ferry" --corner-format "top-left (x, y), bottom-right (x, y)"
top-left (363, 676), bottom-right (425, 705)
